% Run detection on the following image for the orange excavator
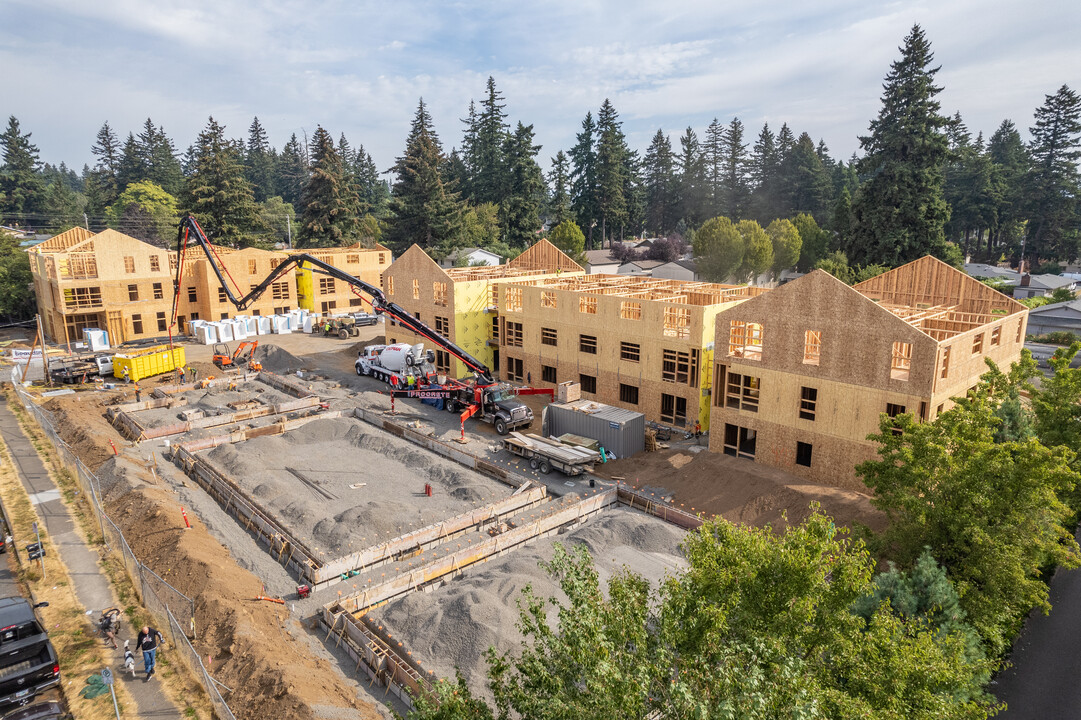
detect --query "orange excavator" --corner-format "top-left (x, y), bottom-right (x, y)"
top-left (212, 341), bottom-right (262, 372)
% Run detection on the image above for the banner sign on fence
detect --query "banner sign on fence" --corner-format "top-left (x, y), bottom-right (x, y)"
top-left (11, 349), bottom-right (43, 361)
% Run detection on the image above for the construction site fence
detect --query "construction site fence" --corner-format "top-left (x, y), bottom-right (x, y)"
top-left (8, 371), bottom-right (237, 720)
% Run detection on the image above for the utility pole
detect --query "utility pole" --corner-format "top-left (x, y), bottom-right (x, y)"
top-left (83, 213), bottom-right (89, 231)
top-left (287, 215), bottom-right (292, 249)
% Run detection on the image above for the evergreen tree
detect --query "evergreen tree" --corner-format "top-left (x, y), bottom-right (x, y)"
top-left (245, 117), bottom-right (276, 202)
top-left (458, 100), bottom-right (479, 201)
top-left (299, 127), bottom-right (359, 247)
top-left (748, 122), bottom-right (778, 222)
top-left (622, 148), bottom-right (645, 241)
top-left (944, 125), bottom-right (998, 258)
top-left (786, 132), bottom-right (832, 221)
top-left (89, 121), bottom-right (121, 210)
top-left (499, 122), bottom-right (544, 248)
top-left (337, 132), bottom-right (367, 220)
top-left (677, 127), bottom-right (707, 227)
top-left (832, 186), bottom-right (854, 253)
top-left (43, 174), bottom-right (82, 232)
top-left (547, 150), bottom-right (572, 228)
top-left (355, 144), bottom-right (388, 218)
top-left (595, 99), bottom-right (628, 245)
top-left (116, 132), bottom-right (145, 193)
top-left (721, 117), bottom-right (750, 220)
top-left (473, 77), bottom-right (508, 206)
top-left (987, 120), bottom-right (1029, 259)
top-left (276, 133), bottom-right (308, 208)
top-left (569, 112), bottom-right (599, 248)
top-left (1024, 85), bottom-right (1081, 264)
top-left (135, 119), bottom-right (183, 196)
top-left (0, 116), bottom-right (45, 226)
top-left (704, 118), bottom-right (725, 218)
top-left (849, 25), bottom-right (952, 266)
top-left (385, 99), bottom-right (462, 251)
top-left (643, 129), bottom-right (678, 235)
top-left (792, 212), bottom-right (831, 271)
top-left (184, 117), bottom-right (265, 247)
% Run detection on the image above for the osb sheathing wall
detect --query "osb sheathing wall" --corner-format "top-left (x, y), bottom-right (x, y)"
top-left (185, 246), bottom-right (297, 321)
top-left (380, 241), bottom-right (585, 378)
top-left (498, 277), bottom-right (756, 430)
top-left (709, 264), bottom-right (1027, 490)
top-left (297, 245), bottom-right (392, 314)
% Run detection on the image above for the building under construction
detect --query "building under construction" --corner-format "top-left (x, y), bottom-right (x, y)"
top-left (708, 257), bottom-right (1029, 490)
top-left (27, 227), bottom-right (389, 344)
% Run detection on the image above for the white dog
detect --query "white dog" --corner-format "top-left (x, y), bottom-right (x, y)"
top-left (122, 640), bottom-right (136, 678)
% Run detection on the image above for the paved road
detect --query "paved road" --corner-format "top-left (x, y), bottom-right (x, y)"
top-left (0, 393), bottom-right (182, 718)
top-left (994, 530), bottom-right (1081, 719)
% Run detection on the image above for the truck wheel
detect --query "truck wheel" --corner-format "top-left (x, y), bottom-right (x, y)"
top-left (355, 365), bottom-right (364, 376)
top-left (339, 329), bottom-right (349, 339)
top-left (446, 401), bottom-right (458, 413)
top-left (530, 457), bottom-right (539, 470)
top-left (538, 460), bottom-right (551, 475)
top-left (495, 419), bottom-right (508, 435)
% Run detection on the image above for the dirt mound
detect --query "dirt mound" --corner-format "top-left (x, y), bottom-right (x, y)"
top-left (43, 392), bottom-right (127, 471)
top-left (594, 448), bottom-right (886, 533)
top-left (258, 344), bottom-right (309, 373)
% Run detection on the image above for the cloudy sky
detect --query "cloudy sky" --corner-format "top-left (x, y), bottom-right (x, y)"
top-left (2, 0), bottom-right (1078, 176)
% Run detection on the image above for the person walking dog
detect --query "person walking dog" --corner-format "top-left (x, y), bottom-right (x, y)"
top-left (136, 625), bottom-right (165, 681)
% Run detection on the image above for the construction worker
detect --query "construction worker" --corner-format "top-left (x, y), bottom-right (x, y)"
top-left (179, 366), bottom-right (186, 384)
top-left (122, 366), bottom-right (130, 383)
top-left (324, 321), bottom-right (331, 335)
top-left (134, 381), bottom-right (141, 402)
top-left (407, 374), bottom-right (415, 389)
top-left (694, 420), bottom-right (702, 438)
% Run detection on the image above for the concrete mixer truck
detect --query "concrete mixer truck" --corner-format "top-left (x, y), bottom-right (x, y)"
top-left (354, 342), bottom-right (434, 385)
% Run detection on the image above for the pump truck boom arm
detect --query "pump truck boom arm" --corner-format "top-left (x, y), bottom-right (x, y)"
top-left (174, 215), bottom-right (494, 383)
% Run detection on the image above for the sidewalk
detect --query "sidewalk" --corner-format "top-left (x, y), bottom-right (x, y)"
top-left (0, 393), bottom-right (183, 718)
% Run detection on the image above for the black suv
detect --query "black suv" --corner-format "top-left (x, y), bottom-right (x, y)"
top-left (0, 599), bottom-right (59, 709)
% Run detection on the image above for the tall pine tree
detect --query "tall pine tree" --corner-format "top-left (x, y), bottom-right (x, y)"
top-left (595, 99), bottom-right (628, 245)
top-left (245, 117), bottom-right (277, 202)
top-left (722, 117), bottom-right (750, 220)
top-left (1024, 85), bottom-right (1081, 264)
top-left (704, 118), bottom-right (725, 218)
top-left (987, 119), bottom-right (1028, 258)
top-left (570, 112), bottom-right (599, 248)
top-left (547, 150), bottom-right (572, 228)
top-left (643, 129), bottom-right (677, 236)
top-left (0, 116), bottom-right (45, 226)
top-left (276, 133), bottom-right (308, 209)
top-left (299, 127), bottom-right (358, 247)
top-left (385, 99), bottom-right (462, 251)
top-left (184, 117), bottom-right (265, 247)
top-left (473, 77), bottom-right (508, 206)
top-left (499, 122), bottom-right (544, 247)
top-left (677, 127), bottom-right (707, 227)
top-left (849, 25), bottom-right (951, 266)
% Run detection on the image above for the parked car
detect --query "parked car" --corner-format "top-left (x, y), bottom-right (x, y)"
top-left (0, 701), bottom-right (67, 720)
top-left (350, 312), bottom-right (379, 327)
top-left (0, 598), bottom-right (60, 710)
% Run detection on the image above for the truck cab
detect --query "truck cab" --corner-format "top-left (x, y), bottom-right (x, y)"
top-left (0, 598), bottom-right (60, 710)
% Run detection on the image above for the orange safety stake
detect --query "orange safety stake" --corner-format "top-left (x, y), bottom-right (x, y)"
top-left (108, 439), bottom-right (118, 456)
top-left (181, 507), bottom-right (191, 529)
top-left (254, 596), bottom-right (285, 605)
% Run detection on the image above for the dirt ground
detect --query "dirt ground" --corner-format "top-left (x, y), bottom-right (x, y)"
top-left (374, 506), bottom-right (687, 702)
top-left (41, 393), bottom-right (390, 720)
top-left (593, 446), bottom-right (887, 533)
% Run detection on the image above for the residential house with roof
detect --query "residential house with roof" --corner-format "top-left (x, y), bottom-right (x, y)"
top-left (1013, 274), bottom-right (1077, 299)
top-left (1026, 299), bottom-right (1081, 337)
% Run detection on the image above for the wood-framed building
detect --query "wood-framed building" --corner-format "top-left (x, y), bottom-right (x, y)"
top-left (295, 244), bottom-right (392, 315)
top-left (708, 257), bottom-right (1029, 491)
top-left (380, 240), bottom-right (584, 378)
top-left (29, 229), bottom-right (301, 344)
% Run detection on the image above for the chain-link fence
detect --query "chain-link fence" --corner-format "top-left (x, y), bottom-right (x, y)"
top-left (9, 370), bottom-right (235, 719)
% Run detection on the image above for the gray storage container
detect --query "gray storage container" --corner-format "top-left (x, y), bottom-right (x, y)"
top-left (544, 400), bottom-right (645, 460)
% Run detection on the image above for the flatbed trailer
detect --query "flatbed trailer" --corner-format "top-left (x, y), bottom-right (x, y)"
top-left (502, 432), bottom-right (600, 476)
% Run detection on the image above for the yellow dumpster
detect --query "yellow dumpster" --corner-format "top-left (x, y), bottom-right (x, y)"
top-left (112, 345), bottom-right (186, 382)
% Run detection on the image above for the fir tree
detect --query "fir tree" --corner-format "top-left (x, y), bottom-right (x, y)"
top-left (547, 150), bottom-right (572, 228)
top-left (89, 121), bottom-right (121, 209)
top-left (786, 132), bottom-right (832, 221)
top-left (721, 117), bottom-right (750, 220)
top-left (299, 127), bottom-right (358, 247)
top-left (677, 126), bottom-right (707, 227)
top-left (499, 122), bottom-right (544, 248)
top-left (276, 133), bottom-right (308, 208)
top-left (987, 119), bottom-right (1028, 257)
top-left (184, 117), bottom-right (265, 247)
top-left (0, 116), bottom-right (45, 225)
top-left (704, 118), bottom-right (725, 218)
top-left (245, 117), bottom-right (276, 202)
top-left (595, 99), bottom-right (628, 245)
top-left (748, 123), bottom-right (778, 222)
top-left (135, 119), bottom-right (183, 196)
top-left (473, 77), bottom-right (508, 206)
top-left (643, 129), bottom-right (677, 235)
top-left (355, 144), bottom-right (388, 217)
top-left (385, 99), bottom-right (462, 251)
top-left (116, 132), bottom-right (144, 193)
top-left (458, 100), bottom-right (479, 201)
top-left (569, 112), bottom-right (599, 248)
top-left (1024, 85), bottom-right (1081, 264)
top-left (849, 25), bottom-right (952, 266)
